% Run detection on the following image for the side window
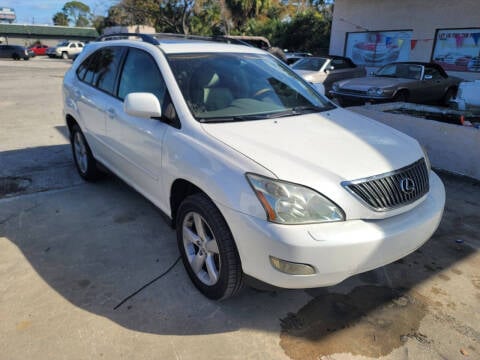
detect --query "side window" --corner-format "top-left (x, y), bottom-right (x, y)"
top-left (78, 43), bottom-right (84, 48)
top-left (76, 47), bottom-right (124, 94)
top-left (76, 53), bottom-right (93, 81)
top-left (118, 48), bottom-right (166, 102)
top-left (70, 43), bottom-right (77, 48)
top-left (96, 47), bottom-right (124, 95)
top-left (331, 59), bottom-right (348, 69)
top-left (424, 67), bottom-right (443, 80)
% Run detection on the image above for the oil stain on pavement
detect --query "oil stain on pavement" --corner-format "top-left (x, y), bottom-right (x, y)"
top-left (280, 286), bottom-right (428, 359)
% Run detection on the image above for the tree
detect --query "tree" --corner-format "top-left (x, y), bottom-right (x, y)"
top-left (62, 1), bottom-right (92, 27)
top-left (52, 11), bottom-right (69, 26)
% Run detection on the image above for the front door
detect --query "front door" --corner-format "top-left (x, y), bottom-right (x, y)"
top-left (105, 47), bottom-right (170, 207)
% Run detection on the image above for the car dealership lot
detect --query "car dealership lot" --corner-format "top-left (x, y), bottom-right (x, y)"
top-left (1, 57), bottom-right (479, 360)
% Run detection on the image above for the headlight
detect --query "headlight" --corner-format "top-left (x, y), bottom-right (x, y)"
top-left (421, 145), bottom-right (431, 171)
top-left (367, 87), bottom-right (384, 96)
top-left (246, 173), bottom-right (345, 224)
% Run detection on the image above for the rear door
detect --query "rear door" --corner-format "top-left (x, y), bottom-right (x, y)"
top-left (73, 46), bottom-right (125, 160)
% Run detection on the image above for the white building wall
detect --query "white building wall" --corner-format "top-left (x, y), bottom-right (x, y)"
top-left (330, 0), bottom-right (480, 80)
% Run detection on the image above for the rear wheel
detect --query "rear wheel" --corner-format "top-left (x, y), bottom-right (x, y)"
top-left (70, 125), bottom-right (101, 181)
top-left (12, 54), bottom-right (19, 60)
top-left (176, 193), bottom-right (243, 300)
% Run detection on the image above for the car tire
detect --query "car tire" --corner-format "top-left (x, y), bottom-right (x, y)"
top-left (176, 193), bottom-right (243, 300)
top-left (70, 125), bottom-right (101, 181)
top-left (12, 54), bottom-right (19, 60)
top-left (443, 87), bottom-right (457, 106)
top-left (394, 90), bottom-right (409, 103)
top-left (62, 51), bottom-right (69, 60)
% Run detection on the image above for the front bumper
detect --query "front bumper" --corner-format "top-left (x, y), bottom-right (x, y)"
top-left (330, 90), bottom-right (394, 103)
top-left (218, 171), bottom-right (445, 289)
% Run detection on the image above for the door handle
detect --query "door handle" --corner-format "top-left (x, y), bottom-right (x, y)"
top-left (106, 108), bottom-right (116, 119)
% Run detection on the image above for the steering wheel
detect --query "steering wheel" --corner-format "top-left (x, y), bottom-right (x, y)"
top-left (253, 87), bottom-right (273, 99)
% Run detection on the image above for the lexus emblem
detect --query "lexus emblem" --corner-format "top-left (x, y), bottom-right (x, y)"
top-left (400, 178), bottom-right (415, 194)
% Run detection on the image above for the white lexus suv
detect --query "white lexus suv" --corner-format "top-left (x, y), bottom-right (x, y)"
top-left (63, 33), bottom-right (445, 300)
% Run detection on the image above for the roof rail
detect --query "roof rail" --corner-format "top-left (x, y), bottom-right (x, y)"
top-left (95, 33), bottom-right (160, 45)
top-left (154, 33), bottom-right (250, 46)
top-left (95, 32), bottom-right (251, 47)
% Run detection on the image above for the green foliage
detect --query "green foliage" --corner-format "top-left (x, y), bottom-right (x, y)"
top-left (52, 11), bottom-right (69, 26)
top-left (61, 1), bottom-right (92, 27)
top-left (100, 0), bottom-right (333, 54)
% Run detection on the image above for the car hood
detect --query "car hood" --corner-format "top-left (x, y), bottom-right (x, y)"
top-left (336, 76), bottom-right (412, 91)
top-left (201, 107), bottom-right (422, 186)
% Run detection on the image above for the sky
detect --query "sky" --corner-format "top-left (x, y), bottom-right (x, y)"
top-left (1, 0), bottom-right (117, 25)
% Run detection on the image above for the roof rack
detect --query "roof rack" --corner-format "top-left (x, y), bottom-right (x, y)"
top-left (95, 33), bottom-right (160, 45)
top-left (95, 32), bottom-right (250, 47)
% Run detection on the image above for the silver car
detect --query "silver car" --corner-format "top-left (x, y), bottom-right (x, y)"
top-left (293, 56), bottom-right (366, 95)
top-left (330, 62), bottom-right (461, 105)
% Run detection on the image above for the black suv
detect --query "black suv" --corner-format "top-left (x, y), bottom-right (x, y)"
top-left (0, 44), bottom-right (30, 60)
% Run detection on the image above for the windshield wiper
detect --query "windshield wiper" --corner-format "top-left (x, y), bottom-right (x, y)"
top-left (198, 105), bottom-right (333, 123)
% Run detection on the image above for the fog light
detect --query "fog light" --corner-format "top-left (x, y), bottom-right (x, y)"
top-left (269, 256), bottom-right (316, 275)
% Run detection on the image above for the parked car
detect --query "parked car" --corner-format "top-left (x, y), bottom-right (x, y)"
top-left (467, 56), bottom-right (480, 72)
top-left (63, 34), bottom-right (445, 300)
top-left (330, 62), bottom-right (461, 105)
top-left (292, 55), bottom-right (366, 95)
top-left (27, 48), bottom-right (35, 58)
top-left (285, 52), bottom-right (312, 65)
top-left (451, 80), bottom-right (480, 111)
top-left (47, 40), bottom-right (84, 59)
top-left (0, 44), bottom-right (30, 60)
top-left (29, 44), bottom-right (49, 56)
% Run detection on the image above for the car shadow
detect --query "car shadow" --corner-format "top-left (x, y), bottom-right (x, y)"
top-left (0, 143), bottom-right (479, 345)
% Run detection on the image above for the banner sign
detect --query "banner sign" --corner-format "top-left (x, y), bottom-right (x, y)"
top-left (0, 7), bottom-right (16, 23)
top-left (432, 28), bottom-right (480, 72)
top-left (345, 30), bottom-right (412, 67)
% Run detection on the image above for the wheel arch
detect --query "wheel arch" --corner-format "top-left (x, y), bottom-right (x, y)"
top-left (170, 178), bottom-right (206, 228)
top-left (65, 114), bottom-right (78, 138)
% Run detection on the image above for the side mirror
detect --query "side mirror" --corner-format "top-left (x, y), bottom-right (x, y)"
top-left (124, 92), bottom-right (162, 118)
top-left (325, 65), bottom-right (335, 73)
top-left (424, 74), bottom-right (433, 80)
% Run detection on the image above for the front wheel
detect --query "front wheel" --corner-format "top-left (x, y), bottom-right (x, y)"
top-left (394, 90), bottom-right (409, 103)
top-left (70, 125), bottom-right (101, 181)
top-left (62, 51), bottom-right (69, 60)
top-left (176, 193), bottom-right (243, 300)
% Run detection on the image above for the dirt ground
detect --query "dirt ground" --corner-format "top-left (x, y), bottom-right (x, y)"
top-left (0, 57), bottom-right (479, 360)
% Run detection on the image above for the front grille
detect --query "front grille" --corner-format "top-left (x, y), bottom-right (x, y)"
top-left (338, 88), bottom-right (366, 96)
top-left (344, 159), bottom-right (429, 211)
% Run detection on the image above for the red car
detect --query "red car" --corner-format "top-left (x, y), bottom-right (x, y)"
top-left (29, 44), bottom-right (49, 56)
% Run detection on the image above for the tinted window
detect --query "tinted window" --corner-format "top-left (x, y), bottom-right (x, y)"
top-left (331, 58), bottom-right (353, 69)
top-left (77, 47), bottom-right (124, 94)
top-left (78, 43), bottom-right (84, 48)
top-left (70, 43), bottom-right (76, 48)
top-left (118, 48), bottom-right (166, 102)
top-left (96, 47), bottom-right (124, 94)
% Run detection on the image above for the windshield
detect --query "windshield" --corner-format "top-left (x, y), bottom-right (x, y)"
top-left (167, 52), bottom-right (334, 122)
top-left (57, 41), bottom-right (69, 47)
top-left (376, 63), bottom-right (423, 80)
top-left (292, 57), bottom-right (328, 71)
